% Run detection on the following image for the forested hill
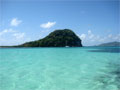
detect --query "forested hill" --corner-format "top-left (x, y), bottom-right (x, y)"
top-left (19, 29), bottom-right (82, 47)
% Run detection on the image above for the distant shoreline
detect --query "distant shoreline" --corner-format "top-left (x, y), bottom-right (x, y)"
top-left (0, 41), bottom-right (120, 48)
top-left (0, 46), bottom-right (120, 49)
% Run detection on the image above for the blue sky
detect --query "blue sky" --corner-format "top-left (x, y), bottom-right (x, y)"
top-left (0, 0), bottom-right (119, 46)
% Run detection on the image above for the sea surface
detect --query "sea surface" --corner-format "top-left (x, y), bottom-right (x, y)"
top-left (0, 47), bottom-right (120, 90)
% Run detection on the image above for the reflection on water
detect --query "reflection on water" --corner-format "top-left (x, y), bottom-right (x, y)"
top-left (89, 47), bottom-right (120, 53)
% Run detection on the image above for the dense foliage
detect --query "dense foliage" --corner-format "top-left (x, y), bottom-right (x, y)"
top-left (20, 29), bottom-right (82, 47)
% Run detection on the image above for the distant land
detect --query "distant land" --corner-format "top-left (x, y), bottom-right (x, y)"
top-left (0, 29), bottom-right (120, 48)
top-left (97, 41), bottom-right (120, 47)
top-left (20, 29), bottom-right (82, 47)
top-left (0, 29), bottom-right (82, 47)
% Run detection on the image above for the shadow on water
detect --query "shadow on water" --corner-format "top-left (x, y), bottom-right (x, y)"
top-left (88, 47), bottom-right (120, 53)
top-left (89, 60), bottom-right (120, 90)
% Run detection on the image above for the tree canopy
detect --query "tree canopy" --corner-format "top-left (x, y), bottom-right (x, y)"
top-left (20, 29), bottom-right (82, 47)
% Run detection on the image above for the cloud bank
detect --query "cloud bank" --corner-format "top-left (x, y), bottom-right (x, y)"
top-left (79, 30), bottom-right (120, 46)
top-left (0, 28), bottom-right (30, 46)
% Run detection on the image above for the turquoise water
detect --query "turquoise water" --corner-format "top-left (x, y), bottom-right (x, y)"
top-left (0, 47), bottom-right (120, 90)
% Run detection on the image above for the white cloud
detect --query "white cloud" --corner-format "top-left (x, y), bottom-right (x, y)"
top-left (78, 30), bottom-right (120, 46)
top-left (108, 34), bottom-right (112, 38)
top-left (13, 33), bottom-right (25, 39)
top-left (88, 30), bottom-right (94, 39)
top-left (88, 30), bottom-right (92, 34)
top-left (113, 34), bottom-right (120, 41)
top-left (89, 34), bottom-right (94, 39)
top-left (96, 35), bottom-right (100, 39)
top-left (0, 29), bottom-right (24, 39)
top-left (40, 22), bottom-right (56, 29)
top-left (10, 18), bottom-right (22, 26)
top-left (99, 38), bottom-right (105, 42)
top-left (80, 34), bottom-right (86, 40)
top-left (0, 29), bottom-right (16, 36)
top-left (0, 28), bottom-right (29, 46)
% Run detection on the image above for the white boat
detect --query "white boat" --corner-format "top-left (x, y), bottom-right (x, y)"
top-left (65, 41), bottom-right (69, 47)
top-left (65, 46), bottom-right (69, 47)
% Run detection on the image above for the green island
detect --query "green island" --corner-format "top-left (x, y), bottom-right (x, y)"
top-left (20, 29), bottom-right (82, 47)
top-left (0, 29), bottom-right (120, 48)
top-left (10, 29), bottom-right (82, 47)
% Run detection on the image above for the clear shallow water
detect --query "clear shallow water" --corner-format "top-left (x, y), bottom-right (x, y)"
top-left (0, 47), bottom-right (120, 90)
